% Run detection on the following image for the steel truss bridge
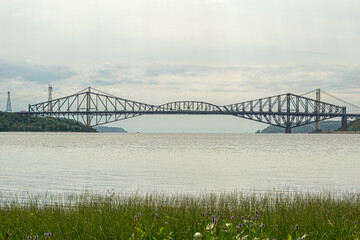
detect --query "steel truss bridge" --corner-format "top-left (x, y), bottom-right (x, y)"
top-left (26, 87), bottom-right (360, 133)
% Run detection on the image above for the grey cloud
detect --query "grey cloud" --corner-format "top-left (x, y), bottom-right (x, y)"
top-left (94, 77), bottom-right (158, 86)
top-left (212, 88), bottom-right (246, 93)
top-left (144, 64), bottom-right (217, 77)
top-left (0, 60), bottom-right (76, 83)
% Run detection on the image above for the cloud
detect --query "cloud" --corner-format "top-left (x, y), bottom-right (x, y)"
top-left (1, 60), bottom-right (359, 112)
top-left (144, 64), bottom-right (216, 77)
top-left (10, 13), bottom-right (24, 17)
top-left (0, 60), bottom-right (76, 84)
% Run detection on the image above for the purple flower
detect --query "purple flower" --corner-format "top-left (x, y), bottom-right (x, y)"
top-left (251, 217), bottom-right (254, 221)
top-left (345, 219), bottom-right (348, 222)
top-left (202, 212), bottom-right (205, 218)
top-left (237, 223), bottom-right (242, 229)
top-left (255, 209), bottom-right (259, 215)
top-left (198, 222), bottom-right (201, 226)
top-left (27, 236), bottom-right (31, 240)
top-left (134, 215), bottom-right (138, 222)
top-left (44, 232), bottom-right (52, 236)
top-left (231, 215), bottom-right (235, 220)
top-left (256, 214), bottom-right (259, 220)
top-left (214, 218), bottom-right (218, 224)
top-left (155, 214), bottom-right (158, 219)
top-left (212, 215), bottom-right (215, 223)
top-left (34, 235), bottom-right (39, 240)
top-left (355, 221), bottom-right (358, 225)
top-left (259, 225), bottom-right (262, 231)
top-left (296, 224), bottom-right (299, 230)
top-left (138, 212), bottom-right (142, 217)
top-left (165, 222), bottom-right (168, 225)
top-left (275, 224), bottom-right (278, 229)
top-left (241, 216), bottom-right (245, 220)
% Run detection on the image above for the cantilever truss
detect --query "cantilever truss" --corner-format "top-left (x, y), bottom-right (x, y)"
top-left (29, 87), bottom-right (354, 132)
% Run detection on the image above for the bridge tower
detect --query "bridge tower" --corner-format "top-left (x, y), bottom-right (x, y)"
top-left (285, 93), bottom-right (291, 133)
top-left (86, 87), bottom-right (91, 127)
top-left (6, 91), bottom-right (12, 112)
top-left (315, 89), bottom-right (321, 132)
top-left (48, 84), bottom-right (53, 111)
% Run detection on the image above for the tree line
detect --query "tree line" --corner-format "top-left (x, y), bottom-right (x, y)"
top-left (0, 111), bottom-right (96, 132)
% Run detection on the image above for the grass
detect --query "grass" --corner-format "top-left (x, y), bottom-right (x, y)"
top-left (1, 191), bottom-right (360, 239)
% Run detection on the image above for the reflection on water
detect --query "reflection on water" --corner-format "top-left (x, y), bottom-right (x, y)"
top-left (0, 132), bottom-right (359, 197)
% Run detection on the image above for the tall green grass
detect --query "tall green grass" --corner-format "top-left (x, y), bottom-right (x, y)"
top-left (1, 191), bottom-right (360, 239)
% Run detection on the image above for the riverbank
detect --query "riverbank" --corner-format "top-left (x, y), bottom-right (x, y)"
top-left (0, 111), bottom-right (95, 132)
top-left (1, 192), bottom-right (360, 239)
top-left (310, 130), bottom-right (360, 134)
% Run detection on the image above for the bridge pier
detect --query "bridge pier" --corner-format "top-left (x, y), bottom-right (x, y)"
top-left (315, 89), bottom-right (321, 132)
top-left (28, 104), bottom-right (31, 123)
top-left (285, 126), bottom-right (292, 133)
top-left (341, 107), bottom-right (347, 131)
top-left (341, 117), bottom-right (347, 130)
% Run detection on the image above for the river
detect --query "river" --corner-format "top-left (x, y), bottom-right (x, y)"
top-left (0, 132), bottom-right (359, 197)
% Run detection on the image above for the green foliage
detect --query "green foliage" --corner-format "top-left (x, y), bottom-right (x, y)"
top-left (1, 192), bottom-right (360, 239)
top-left (0, 111), bottom-right (95, 132)
top-left (260, 121), bottom-right (341, 133)
top-left (95, 126), bottom-right (127, 133)
top-left (347, 119), bottom-right (360, 131)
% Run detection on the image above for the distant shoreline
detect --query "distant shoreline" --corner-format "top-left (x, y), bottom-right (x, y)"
top-left (309, 130), bottom-right (360, 134)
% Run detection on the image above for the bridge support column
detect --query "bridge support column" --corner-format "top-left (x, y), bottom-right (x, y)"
top-left (341, 107), bottom-right (347, 130)
top-left (285, 126), bottom-right (292, 133)
top-left (28, 104), bottom-right (31, 123)
top-left (86, 87), bottom-right (91, 127)
top-left (315, 89), bottom-right (321, 132)
top-left (341, 116), bottom-right (347, 130)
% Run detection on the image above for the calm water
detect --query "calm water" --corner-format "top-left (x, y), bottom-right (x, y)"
top-left (0, 132), bottom-right (359, 196)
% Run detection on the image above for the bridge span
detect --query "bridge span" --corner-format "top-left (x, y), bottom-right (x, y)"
top-left (23, 87), bottom-right (360, 133)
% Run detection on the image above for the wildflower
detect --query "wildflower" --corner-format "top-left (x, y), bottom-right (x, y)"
top-left (355, 221), bottom-right (358, 225)
top-left (345, 219), bottom-right (348, 222)
top-left (212, 215), bottom-right (215, 223)
top-left (155, 214), bottom-right (158, 219)
top-left (256, 209), bottom-right (259, 215)
top-left (259, 225), bottom-right (262, 231)
top-left (296, 224), bottom-right (299, 230)
top-left (44, 232), bottom-right (52, 236)
top-left (134, 215), bottom-right (137, 222)
top-left (256, 214), bottom-right (259, 220)
top-left (138, 212), bottom-right (142, 217)
top-left (241, 216), bottom-right (245, 220)
top-left (27, 236), bottom-right (31, 240)
top-left (275, 224), bottom-right (278, 229)
top-left (34, 235), bottom-right (39, 240)
top-left (198, 222), bottom-right (201, 226)
top-left (231, 215), bottom-right (235, 220)
top-left (251, 217), bottom-right (254, 221)
top-left (237, 223), bottom-right (242, 229)
top-left (165, 222), bottom-right (168, 225)
top-left (193, 232), bottom-right (202, 238)
top-left (214, 218), bottom-right (218, 224)
top-left (202, 212), bottom-right (205, 218)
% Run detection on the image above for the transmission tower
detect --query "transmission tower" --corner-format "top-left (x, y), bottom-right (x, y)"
top-left (48, 84), bottom-right (53, 111)
top-left (6, 91), bottom-right (12, 112)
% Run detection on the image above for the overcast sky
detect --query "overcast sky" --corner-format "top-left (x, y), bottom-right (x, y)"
top-left (0, 0), bottom-right (359, 132)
